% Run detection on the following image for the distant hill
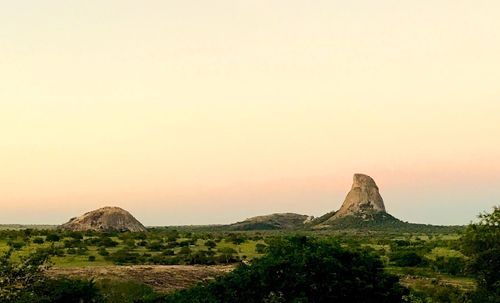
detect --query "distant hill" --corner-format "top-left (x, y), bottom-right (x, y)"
top-left (228, 213), bottom-right (312, 231)
top-left (59, 206), bottom-right (147, 232)
top-left (225, 174), bottom-right (462, 232)
top-left (307, 174), bottom-right (462, 232)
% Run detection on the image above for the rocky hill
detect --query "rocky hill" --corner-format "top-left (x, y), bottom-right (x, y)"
top-left (229, 213), bottom-right (312, 230)
top-left (59, 206), bottom-right (146, 232)
top-left (313, 174), bottom-right (401, 228)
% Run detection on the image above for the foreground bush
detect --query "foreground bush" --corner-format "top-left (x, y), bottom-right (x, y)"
top-left (0, 248), bottom-right (102, 303)
top-left (462, 206), bottom-right (500, 303)
top-left (164, 236), bottom-right (407, 303)
top-left (0, 248), bottom-right (50, 302)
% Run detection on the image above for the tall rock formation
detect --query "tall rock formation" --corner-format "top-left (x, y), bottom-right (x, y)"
top-left (59, 206), bottom-right (147, 232)
top-left (334, 173), bottom-right (386, 218)
top-left (312, 173), bottom-right (396, 228)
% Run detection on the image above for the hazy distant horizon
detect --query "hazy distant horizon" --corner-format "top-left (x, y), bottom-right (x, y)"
top-left (1, 1), bottom-right (499, 226)
top-left (2, 171), bottom-right (498, 226)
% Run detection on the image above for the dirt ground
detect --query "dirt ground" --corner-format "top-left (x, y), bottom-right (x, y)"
top-left (47, 265), bottom-right (235, 293)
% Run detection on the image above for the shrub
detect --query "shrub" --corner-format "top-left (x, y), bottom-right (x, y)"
top-left (165, 236), bottom-right (407, 303)
top-left (461, 206), bottom-right (500, 302)
top-left (217, 247), bottom-right (239, 264)
top-left (390, 251), bottom-right (425, 267)
top-left (96, 279), bottom-right (159, 303)
top-left (109, 249), bottom-right (142, 265)
top-left (255, 243), bottom-right (267, 254)
top-left (146, 241), bottom-right (164, 251)
top-left (32, 237), bottom-right (45, 244)
top-left (0, 248), bottom-right (50, 302)
top-left (28, 278), bottom-right (103, 303)
top-left (46, 234), bottom-right (60, 242)
top-left (98, 247), bottom-right (109, 256)
top-left (205, 240), bottom-right (217, 250)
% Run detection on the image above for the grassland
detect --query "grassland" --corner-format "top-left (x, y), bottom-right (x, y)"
top-left (0, 226), bottom-right (476, 301)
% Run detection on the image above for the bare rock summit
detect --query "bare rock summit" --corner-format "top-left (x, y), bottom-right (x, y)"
top-left (60, 206), bottom-right (146, 232)
top-left (335, 173), bottom-right (386, 218)
top-left (313, 173), bottom-right (392, 227)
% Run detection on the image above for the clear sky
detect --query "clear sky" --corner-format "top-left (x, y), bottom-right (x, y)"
top-left (1, 1), bottom-right (499, 226)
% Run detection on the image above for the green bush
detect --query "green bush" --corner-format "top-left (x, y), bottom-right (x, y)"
top-left (46, 234), bottom-right (60, 242)
top-left (108, 249), bottom-right (143, 265)
top-left (32, 237), bottom-right (44, 244)
top-left (462, 206), bottom-right (500, 302)
top-left (96, 280), bottom-right (159, 303)
top-left (165, 236), bottom-right (407, 303)
top-left (98, 247), bottom-right (109, 256)
top-left (255, 243), bottom-right (267, 254)
top-left (390, 251), bottom-right (426, 267)
top-left (430, 256), bottom-right (466, 276)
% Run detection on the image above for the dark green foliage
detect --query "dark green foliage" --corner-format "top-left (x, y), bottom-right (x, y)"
top-left (178, 246), bottom-right (192, 255)
top-left (255, 243), bottom-right (267, 254)
top-left (217, 247), bottom-right (238, 264)
top-left (46, 234), bottom-right (60, 242)
top-left (67, 231), bottom-right (84, 240)
top-left (164, 236), bottom-right (407, 303)
top-left (24, 278), bottom-right (102, 303)
top-left (1, 246), bottom-right (102, 303)
top-left (430, 256), bottom-right (466, 276)
top-left (461, 206), bottom-right (500, 302)
top-left (404, 284), bottom-right (470, 303)
top-left (390, 251), bottom-right (426, 267)
top-left (8, 241), bottom-right (26, 250)
top-left (123, 239), bottom-right (136, 248)
top-left (146, 241), bottom-right (164, 251)
top-left (32, 237), bottom-right (44, 244)
top-left (97, 236), bottom-right (119, 248)
top-left (98, 247), bottom-right (109, 256)
top-left (0, 248), bottom-right (50, 302)
top-left (205, 240), bottom-right (217, 249)
top-left (228, 234), bottom-right (247, 245)
top-left (96, 280), bottom-right (160, 303)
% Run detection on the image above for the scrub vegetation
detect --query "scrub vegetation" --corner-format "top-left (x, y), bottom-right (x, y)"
top-left (0, 207), bottom-right (498, 303)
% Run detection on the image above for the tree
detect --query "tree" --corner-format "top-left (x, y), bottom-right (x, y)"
top-left (461, 206), bottom-right (500, 303)
top-left (0, 247), bottom-right (102, 303)
top-left (45, 234), bottom-right (60, 242)
top-left (255, 243), bottom-right (267, 254)
top-left (390, 251), bottom-right (425, 267)
top-left (217, 247), bottom-right (238, 264)
top-left (165, 236), bottom-right (407, 302)
top-left (0, 248), bottom-right (50, 302)
top-left (205, 240), bottom-right (217, 250)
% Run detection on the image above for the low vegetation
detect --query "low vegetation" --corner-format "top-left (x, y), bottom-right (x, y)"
top-left (0, 207), bottom-right (498, 303)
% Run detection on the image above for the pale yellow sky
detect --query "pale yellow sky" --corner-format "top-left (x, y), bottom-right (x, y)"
top-left (1, 1), bottom-right (499, 225)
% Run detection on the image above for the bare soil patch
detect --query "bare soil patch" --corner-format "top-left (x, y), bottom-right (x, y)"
top-left (47, 265), bottom-right (234, 293)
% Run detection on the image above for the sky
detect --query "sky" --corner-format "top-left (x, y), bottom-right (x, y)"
top-left (1, 1), bottom-right (499, 226)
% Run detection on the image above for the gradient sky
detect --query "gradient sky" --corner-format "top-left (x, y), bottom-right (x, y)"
top-left (1, 1), bottom-right (499, 226)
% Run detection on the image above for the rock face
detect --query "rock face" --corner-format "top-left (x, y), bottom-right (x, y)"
top-left (60, 206), bottom-right (146, 232)
top-left (316, 174), bottom-right (388, 227)
top-left (334, 174), bottom-right (386, 218)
